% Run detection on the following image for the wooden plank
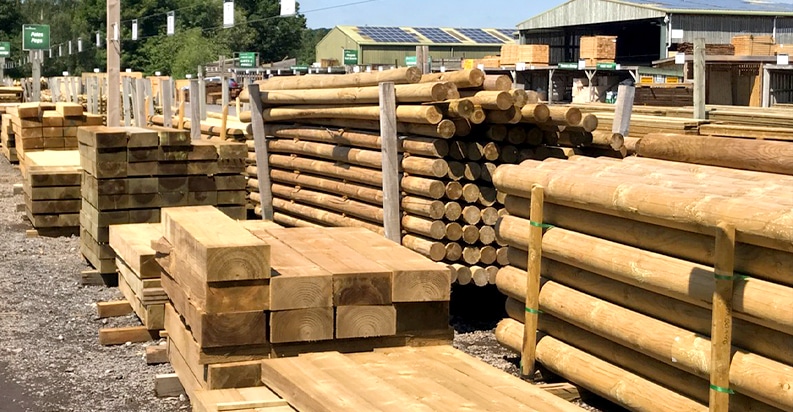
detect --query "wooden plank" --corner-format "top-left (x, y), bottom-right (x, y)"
top-left (108, 223), bottom-right (162, 279)
top-left (336, 305), bottom-right (396, 339)
top-left (154, 373), bottom-right (186, 398)
top-left (379, 82), bottom-right (401, 242)
top-left (146, 344), bottom-right (168, 364)
top-left (205, 360), bottom-right (265, 390)
top-left (709, 223), bottom-right (736, 411)
top-left (266, 227), bottom-right (391, 306)
top-left (248, 83), bottom-right (274, 220)
top-left (96, 300), bottom-right (133, 318)
top-left (192, 387), bottom-right (293, 412)
top-left (166, 339), bottom-right (203, 399)
top-left (269, 308), bottom-right (334, 343)
top-left (522, 185), bottom-right (544, 377)
top-left (98, 325), bottom-right (156, 345)
top-left (161, 206), bottom-right (270, 282)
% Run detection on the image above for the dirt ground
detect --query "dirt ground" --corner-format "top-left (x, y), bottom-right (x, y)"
top-left (0, 154), bottom-right (607, 411)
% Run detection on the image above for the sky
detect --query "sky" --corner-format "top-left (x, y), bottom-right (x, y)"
top-left (297, 0), bottom-right (568, 29)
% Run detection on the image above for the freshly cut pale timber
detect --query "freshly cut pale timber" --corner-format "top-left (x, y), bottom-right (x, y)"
top-left (496, 216), bottom-right (793, 336)
top-left (271, 183), bottom-right (383, 224)
top-left (590, 131), bottom-right (625, 150)
top-left (461, 225), bottom-right (479, 245)
top-left (262, 105), bottom-right (443, 125)
top-left (242, 221), bottom-right (333, 311)
top-left (462, 247), bottom-right (481, 265)
top-left (161, 206), bottom-right (269, 282)
top-left (461, 205), bottom-right (481, 225)
top-left (480, 245), bottom-right (497, 265)
top-left (482, 74), bottom-right (512, 91)
top-left (453, 264), bottom-right (472, 285)
top-left (637, 133), bottom-right (793, 176)
top-left (336, 305), bottom-right (397, 338)
top-left (445, 243), bottom-right (462, 261)
top-left (469, 105), bottom-right (486, 124)
top-left (624, 136), bottom-right (640, 155)
top-left (458, 91), bottom-right (514, 110)
top-left (503, 199), bottom-right (793, 287)
top-left (269, 308), bottom-right (334, 343)
top-left (273, 212), bottom-right (323, 228)
top-left (521, 104), bottom-right (551, 124)
top-left (402, 215), bottom-right (446, 240)
top-left (444, 201), bottom-right (462, 221)
top-left (461, 183), bottom-right (480, 203)
top-left (326, 228), bottom-right (450, 302)
top-left (421, 69), bottom-right (485, 88)
top-left (445, 222), bottom-right (463, 242)
top-left (266, 139), bottom-right (448, 178)
top-left (445, 181), bottom-right (463, 200)
top-left (108, 223), bottom-right (162, 279)
top-left (297, 118), bottom-right (457, 139)
top-left (401, 196), bottom-right (445, 220)
top-left (436, 99), bottom-right (475, 119)
top-left (509, 89), bottom-right (529, 107)
top-left (191, 387), bottom-right (291, 412)
top-left (402, 234), bottom-right (445, 261)
top-left (479, 226), bottom-right (497, 245)
top-left (270, 196), bottom-right (385, 235)
top-left (264, 124), bottom-right (448, 158)
top-left (245, 82), bottom-right (450, 104)
top-left (497, 318), bottom-right (711, 412)
top-left (470, 265), bottom-right (488, 287)
top-left (547, 106), bottom-right (582, 126)
top-left (259, 67), bottom-right (421, 90)
top-left (493, 162), bottom-right (793, 253)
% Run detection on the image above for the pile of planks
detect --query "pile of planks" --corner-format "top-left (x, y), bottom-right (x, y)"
top-left (1, 112), bottom-right (17, 162)
top-left (588, 111), bottom-right (704, 137)
top-left (0, 86), bottom-right (23, 103)
top-left (500, 44), bottom-right (550, 65)
top-left (676, 42), bottom-right (735, 56)
top-left (78, 126), bottom-right (248, 275)
top-left (148, 114), bottom-right (251, 142)
top-left (633, 83), bottom-right (693, 107)
top-left (147, 206), bottom-right (450, 397)
top-left (492, 156), bottom-right (793, 411)
top-left (5, 102), bottom-right (103, 162)
top-left (579, 35), bottom-right (617, 65)
top-left (108, 223), bottom-right (166, 330)
top-left (20, 150), bottom-right (82, 232)
top-left (242, 68), bottom-right (603, 286)
top-left (731, 34), bottom-right (774, 56)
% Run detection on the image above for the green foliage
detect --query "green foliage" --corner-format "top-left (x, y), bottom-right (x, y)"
top-left (6, 0), bottom-right (314, 78)
top-left (298, 28), bottom-right (331, 65)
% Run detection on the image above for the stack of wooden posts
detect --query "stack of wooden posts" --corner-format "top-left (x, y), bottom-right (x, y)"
top-left (579, 35), bottom-right (617, 66)
top-left (0, 86), bottom-right (24, 103)
top-left (78, 126), bottom-right (248, 275)
top-left (492, 157), bottom-right (793, 411)
top-left (151, 206), bottom-right (450, 396)
top-left (108, 223), bottom-right (167, 330)
top-left (148, 114), bottom-right (251, 142)
top-left (5, 102), bottom-right (103, 163)
top-left (20, 150), bottom-right (82, 232)
top-left (500, 44), bottom-right (550, 65)
top-left (241, 68), bottom-right (602, 286)
top-left (1, 111), bottom-right (16, 161)
top-left (732, 34), bottom-right (775, 56)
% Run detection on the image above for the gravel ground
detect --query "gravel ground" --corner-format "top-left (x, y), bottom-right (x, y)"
top-left (0, 153), bottom-right (609, 411)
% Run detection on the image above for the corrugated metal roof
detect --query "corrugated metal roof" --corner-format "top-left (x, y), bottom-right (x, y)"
top-left (335, 26), bottom-right (516, 46)
top-left (519, 0), bottom-right (793, 30)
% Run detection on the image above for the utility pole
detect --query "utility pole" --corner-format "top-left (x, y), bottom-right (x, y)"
top-left (107, 0), bottom-right (121, 126)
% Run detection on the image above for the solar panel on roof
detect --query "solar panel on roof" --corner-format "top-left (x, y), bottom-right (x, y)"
top-left (625, 0), bottom-right (793, 12)
top-left (497, 29), bottom-right (516, 38)
top-left (414, 27), bottom-right (461, 44)
top-left (455, 28), bottom-right (504, 44)
top-left (357, 26), bottom-right (419, 43)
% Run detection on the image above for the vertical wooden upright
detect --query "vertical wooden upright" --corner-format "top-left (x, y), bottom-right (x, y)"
top-left (248, 83), bottom-right (274, 221)
top-left (30, 51), bottom-right (40, 102)
top-left (197, 66), bottom-right (207, 120)
top-left (189, 80), bottom-right (201, 141)
top-left (522, 184), bottom-right (544, 378)
top-left (144, 78), bottom-right (154, 118)
top-left (694, 38), bottom-right (706, 120)
top-left (135, 78), bottom-right (146, 127)
top-left (709, 223), bottom-right (736, 412)
top-left (162, 78), bottom-right (173, 128)
top-left (107, 0), bottom-right (120, 126)
top-left (379, 82), bottom-right (401, 243)
top-left (416, 46), bottom-right (430, 74)
top-left (612, 84), bottom-right (635, 137)
top-left (122, 77), bottom-right (131, 127)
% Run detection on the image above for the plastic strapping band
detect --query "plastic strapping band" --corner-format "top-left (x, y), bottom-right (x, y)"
top-left (525, 307), bottom-right (543, 315)
top-left (529, 221), bottom-right (554, 229)
top-left (714, 273), bottom-right (750, 281)
top-left (710, 384), bottom-right (735, 395)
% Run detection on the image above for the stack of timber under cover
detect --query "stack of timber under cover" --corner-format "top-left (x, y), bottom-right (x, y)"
top-left (492, 156), bottom-right (793, 411)
top-left (20, 150), bottom-right (82, 232)
top-left (6, 102), bottom-right (103, 163)
top-left (148, 114), bottom-right (251, 142)
top-left (79, 126), bottom-right (248, 275)
top-left (242, 68), bottom-right (602, 286)
top-left (152, 206), bottom-right (450, 398)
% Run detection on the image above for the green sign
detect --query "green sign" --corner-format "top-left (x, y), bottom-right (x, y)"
top-left (343, 49), bottom-right (358, 65)
top-left (290, 66), bottom-right (309, 71)
top-left (596, 62), bottom-right (617, 70)
top-left (0, 42), bottom-right (10, 58)
top-left (405, 56), bottom-right (417, 66)
top-left (238, 52), bottom-right (257, 68)
top-left (22, 24), bottom-right (50, 51)
top-left (558, 62), bottom-right (579, 70)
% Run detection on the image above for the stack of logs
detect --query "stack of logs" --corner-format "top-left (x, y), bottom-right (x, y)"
top-left (241, 68), bottom-right (609, 286)
top-left (492, 156), bottom-right (793, 411)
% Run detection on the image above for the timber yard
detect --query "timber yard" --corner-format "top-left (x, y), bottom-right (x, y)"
top-left (0, 0), bottom-right (792, 411)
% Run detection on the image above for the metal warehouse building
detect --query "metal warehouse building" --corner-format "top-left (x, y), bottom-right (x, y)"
top-left (315, 26), bottom-right (516, 67)
top-left (518, 0), bottom-right (793, 65)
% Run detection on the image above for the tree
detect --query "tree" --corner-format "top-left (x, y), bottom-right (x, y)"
top-left (297, 28), bottom-right (330, 65)
top-left (234, 0), bottom-right (307, 63)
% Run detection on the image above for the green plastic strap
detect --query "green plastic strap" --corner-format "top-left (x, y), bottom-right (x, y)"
top-left (529, 221), bottom-right (554, 229)
top-left (714, 273), bottom-right (750, 281)
top-left (525, 307), bottom-right (543, 315)
top-left (710, 384), bottom-right (735, 395)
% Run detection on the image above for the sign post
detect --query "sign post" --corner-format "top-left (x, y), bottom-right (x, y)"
top-left (0, 42), bottom-right (10, 82)
top-left (23, 24), bottom-right (49, 102)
